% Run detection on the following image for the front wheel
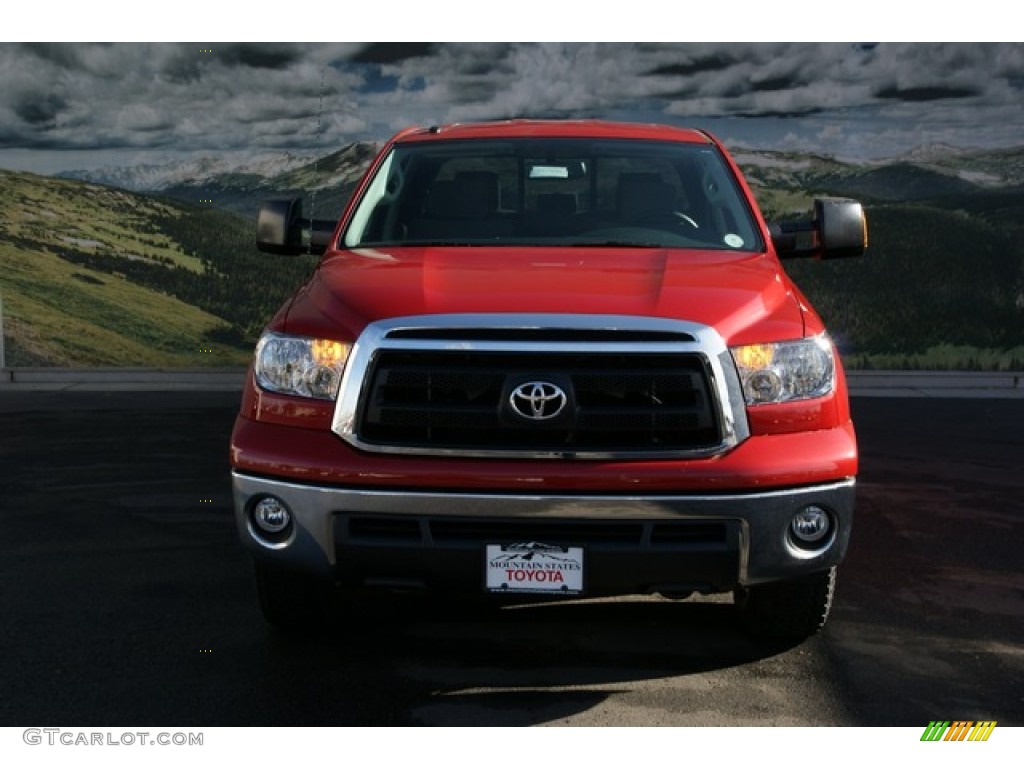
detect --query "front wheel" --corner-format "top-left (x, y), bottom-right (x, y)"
top-left (734, 567), bottom-right (837, 641)
top-left (253, 561), bottom-right (335, 631)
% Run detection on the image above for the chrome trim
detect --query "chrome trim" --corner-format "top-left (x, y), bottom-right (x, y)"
top-left (232, 472), bottom-right (855, 586)
top-left (781, 504), bottom-right (840, 560)
top-left (509, 381), bottom-right (568, 421)
top-left (331, 314), bottom-right (749, 459)
top-left (784, 524), bottom-right (838, 561)
top-left (244, 512), bottom-right (296, 551)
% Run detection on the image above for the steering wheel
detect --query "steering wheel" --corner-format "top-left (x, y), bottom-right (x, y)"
top-left (673, 211), bottom-right (700, 229)
top-left (633, 210), bottom-right (700, 229)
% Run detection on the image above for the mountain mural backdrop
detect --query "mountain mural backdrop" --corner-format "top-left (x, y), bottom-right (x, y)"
top-left (2, 143), bottom-right (1022, 369)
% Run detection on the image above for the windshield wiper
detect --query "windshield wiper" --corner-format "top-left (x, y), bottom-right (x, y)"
top-left (362, 239), bottom-right (505, 247)
top-left (567, 239), bottom-right (665, 248)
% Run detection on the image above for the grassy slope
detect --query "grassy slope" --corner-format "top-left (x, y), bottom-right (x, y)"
top-left (4, 172), bottom-right (205, 271)
top-left (782, 200), bottom-right (1024, 369)
top-left (3, 154), bottom-right (1023, 370)
top-left (0, 171), bottom-right (255, 367)
top-left (744, 157), bottom-right (1024, 370)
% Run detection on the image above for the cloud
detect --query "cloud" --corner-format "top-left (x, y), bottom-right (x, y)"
top-left (0, 42), bottom-right (1021, 170)
top-left (13, 93), bottom-right (68, 128)
top-left (874, 85), bottom-right (980, 102)
top-left (212, 43), bottom-right (304, 70)
top-left (349, 43), bottom-right (438, 65)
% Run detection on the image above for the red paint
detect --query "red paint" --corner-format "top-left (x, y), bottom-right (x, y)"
top-left (232, 119), bottom-right (859, 493)
top-left (230, 414), bottom-right (857, 491)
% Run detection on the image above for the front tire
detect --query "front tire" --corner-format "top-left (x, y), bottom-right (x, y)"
top-left (253, 561), bottom-right (335, 631)
top-left (734, 567), bottom-right (837, 641)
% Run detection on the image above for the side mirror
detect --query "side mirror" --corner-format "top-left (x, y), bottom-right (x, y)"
top-left (256, 199), bottom-right (335, 256)
top-left (770, 198), bottom-right (867, 260)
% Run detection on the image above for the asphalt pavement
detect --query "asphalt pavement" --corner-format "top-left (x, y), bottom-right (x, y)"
top-left (0, 386), bottom-right (1021, 727)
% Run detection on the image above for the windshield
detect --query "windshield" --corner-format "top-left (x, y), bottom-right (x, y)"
top-left (342, 137), bottom-right (763, 251)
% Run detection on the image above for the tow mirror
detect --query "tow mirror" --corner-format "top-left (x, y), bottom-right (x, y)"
top-left (770, 198), bottom-right (867, 260)
top-left (256, 198), bottom-right (335, 256)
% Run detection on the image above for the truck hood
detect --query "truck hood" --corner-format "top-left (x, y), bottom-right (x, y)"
top-left (282, 246), bottom-right (807, 346)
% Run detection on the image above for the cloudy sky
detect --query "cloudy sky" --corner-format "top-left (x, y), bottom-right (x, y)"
top-left (1, 41), bottom-right (1022, 174)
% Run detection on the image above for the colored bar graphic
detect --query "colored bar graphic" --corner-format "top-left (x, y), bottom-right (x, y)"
top-left (920, 720), bottom-right (997, 742)
top-left (968, 722), bottom-right (997, 742)
top-left (921, 721), bottom-right (950, 741)
top-left (945, 721), bottom-right (972, 741)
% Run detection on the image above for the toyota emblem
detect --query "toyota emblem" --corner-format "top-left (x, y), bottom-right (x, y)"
top-left (509, 382), bottom-right (568, 421)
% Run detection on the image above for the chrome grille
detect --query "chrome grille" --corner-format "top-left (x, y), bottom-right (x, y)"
top-left (357, 349), bottom-right (718, 452)
top-left (331, 314), bottom-right (748, 459)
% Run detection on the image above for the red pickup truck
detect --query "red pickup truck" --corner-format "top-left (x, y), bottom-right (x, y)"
top-left (231, 119), bottom-right (867, 640)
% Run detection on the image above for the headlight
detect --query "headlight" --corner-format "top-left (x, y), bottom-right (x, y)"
top-left (730, 334), bottom-right (835, 405)
top-left (254, 332), bottom-right (351, 400)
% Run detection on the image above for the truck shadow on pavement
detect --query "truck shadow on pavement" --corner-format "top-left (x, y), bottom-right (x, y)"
top-left (257, 593), bottom-right (811, 726)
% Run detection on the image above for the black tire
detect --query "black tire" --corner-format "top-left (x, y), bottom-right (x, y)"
top-left (734, 566), bottom-right (837, 641)
top-left (253, 561), bottom-right (335, 631)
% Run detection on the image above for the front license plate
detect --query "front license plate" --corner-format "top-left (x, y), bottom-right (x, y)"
top-left (485, 542), bottom-right (584, 594)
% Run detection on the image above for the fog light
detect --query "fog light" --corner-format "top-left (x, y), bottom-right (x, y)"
top-left (252, 496), bottom-right (291, 534)
top-left (790, 505), bottom-right (831, 546)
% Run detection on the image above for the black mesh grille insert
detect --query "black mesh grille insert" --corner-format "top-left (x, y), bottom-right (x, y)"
top-left (357, 349), bottom-right (720, 452)
top-left (344, 515), bottom-right (730, 548)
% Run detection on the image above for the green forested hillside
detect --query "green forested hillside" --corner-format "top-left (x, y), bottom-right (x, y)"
top-left (3, 152), bottom-right (1024, 370)
top-left (0, 171), bottom-right (314, 367)
top-left (742, 149), bottom-right (1024, 369)
top-left (784, 198), bottom-right (1024, 369)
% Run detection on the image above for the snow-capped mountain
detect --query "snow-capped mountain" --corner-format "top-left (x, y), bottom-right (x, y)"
top-left (59, 142), bottom-right (381, 218)
top-left (59, 151), bottom-right (319, 192)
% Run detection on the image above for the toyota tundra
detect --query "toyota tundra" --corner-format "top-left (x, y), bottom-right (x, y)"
top-left (230, 119), bottom-right (867, 640)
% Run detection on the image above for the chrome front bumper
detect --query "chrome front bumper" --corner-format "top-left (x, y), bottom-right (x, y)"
top-left (233, 471), bottom-right (855, 592)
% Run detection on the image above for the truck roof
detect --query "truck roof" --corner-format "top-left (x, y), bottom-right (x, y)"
top-left (392, 119), bottom-right (715, 145)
